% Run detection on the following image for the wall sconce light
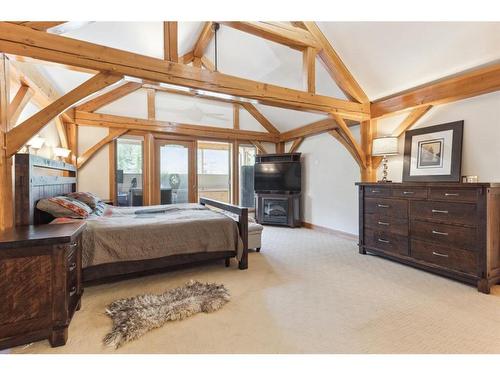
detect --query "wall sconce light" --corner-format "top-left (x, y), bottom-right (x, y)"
top-left (53, 147), bottom-right (71, 160)
top-left (26, 136), bottom-right (45, 154)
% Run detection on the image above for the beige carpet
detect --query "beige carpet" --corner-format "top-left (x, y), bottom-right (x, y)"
top-left (9, 226), bottom-right (500, 354)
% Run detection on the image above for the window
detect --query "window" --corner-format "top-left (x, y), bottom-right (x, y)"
top-left (238, 145), bottom-right (256, 208)
top-left (197, 141), bottom-right (232, 203)
top-left (116, 137), bottom-right (143, 206)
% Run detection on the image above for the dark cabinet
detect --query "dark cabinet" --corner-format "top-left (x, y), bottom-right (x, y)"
top-left (357, 182), bottom-right (500, 293)
top-left (0, 222), bottom-right (86, 349)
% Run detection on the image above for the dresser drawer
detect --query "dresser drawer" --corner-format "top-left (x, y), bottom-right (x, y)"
top-left (410, 200), bottom-right (477, 226)
top-left (365, 213), bottom-right (408, 236)
top-left (365, 186), bottom-right (391, 197)
top-left (365, 198), bottom-right (407, 218)
top-left (428, 187), bottom-right (479, 203)
top-left (365, 228), bottom-right (408, 255)
top-left (410, 220), bottom-right (476, 250)
top-left (392, 187), bottom-right (427, 199)
top-left (411, 239), bottom-right (477, 275)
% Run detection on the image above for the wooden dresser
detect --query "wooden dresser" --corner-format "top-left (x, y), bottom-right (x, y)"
top-left (0, 222), bottom-right (86, 350)
top-left (356, 183), bottom-right (500, 293)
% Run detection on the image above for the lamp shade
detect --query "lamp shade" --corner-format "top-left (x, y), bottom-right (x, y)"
top-left (54, 147), bottom-right (71, 158)
top-left (27, 136), bottom-right (45, 150)
top-left (372, 136), bottom-right (399, 156)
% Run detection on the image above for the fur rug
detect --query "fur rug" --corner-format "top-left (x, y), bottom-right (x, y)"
top-left (103, 280), bottom-right (230, 348)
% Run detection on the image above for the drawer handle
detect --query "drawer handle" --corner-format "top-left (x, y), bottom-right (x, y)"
top-left (444, 193), bottom-right (459, 197)
top-left (377, 204), bottom-right (390, 208)
top-left (432, 209), bottom-right (448, 214)
top-left (432, 251), bottom-right (449, 258)
top-left (69, 286), bottom-right (77, 297)
top-left (432, 230), bottom-right (449, 236)
top-left (68, 262), bottom-right (77, 272)
top-left (69, 242), bottom-right (78, 248)
top-left (371, 189), bottom-right (381, 193)
top-left (377, 221), bottom-right (389, 226)
top-left (403, 191), bottom-right (414, 195)
top-left (378, 238), bottom-right (390, 244)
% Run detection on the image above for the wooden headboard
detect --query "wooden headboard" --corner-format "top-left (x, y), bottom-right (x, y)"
top-left (15, 154), bottom-right (77, 225)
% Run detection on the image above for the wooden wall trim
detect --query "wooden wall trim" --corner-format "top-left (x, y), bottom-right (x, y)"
top-left (302, 221), bottom-right (358, 241)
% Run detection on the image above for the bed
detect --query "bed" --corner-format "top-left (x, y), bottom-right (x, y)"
top-left (14, 154), bottom-right (249, 284)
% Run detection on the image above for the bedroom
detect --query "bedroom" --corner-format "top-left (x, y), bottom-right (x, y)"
top-left (2, 0), bottom-right (500, 372)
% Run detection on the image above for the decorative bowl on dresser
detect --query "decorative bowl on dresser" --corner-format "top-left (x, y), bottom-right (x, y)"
top-left (0, 222), bottom-right (86, 350)
top-left (356, 182), bottom-right (500, 293)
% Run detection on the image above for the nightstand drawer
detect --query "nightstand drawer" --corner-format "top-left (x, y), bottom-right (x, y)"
top-left (365, 228), bottom-right (408, 256)
top-left (365, 213), bottom-right (408, 236)
top-left (410, 201), bottom-right (477, 226)
top-left (410, 220), bottom-right (476, 250)
top-left (365, 198), bottom-right (407, 218)
top-left (429, 187), bottom-right (479, 203)
top-left (411, 239), bottom-right (477, 275)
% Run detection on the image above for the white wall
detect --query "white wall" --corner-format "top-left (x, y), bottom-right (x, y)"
top-left (77, 126), bottom-right (110, 199)
top-left (298, 129), bottom-right (360, 235)
top-left (378, 91), bottom-right (500, 183)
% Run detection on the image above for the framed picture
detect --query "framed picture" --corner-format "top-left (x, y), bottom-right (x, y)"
top-left (403, 120), bottom-right (463, 182)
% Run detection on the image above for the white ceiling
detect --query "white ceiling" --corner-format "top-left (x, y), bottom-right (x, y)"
top-left (24, 21), bottom-right (500, 133)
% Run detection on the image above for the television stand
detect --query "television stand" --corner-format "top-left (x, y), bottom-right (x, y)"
top-left (256, 193), bottom-right (301, 227)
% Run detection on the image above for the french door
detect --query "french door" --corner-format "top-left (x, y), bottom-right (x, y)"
top-left (153, 139), bottom-right (196, 205)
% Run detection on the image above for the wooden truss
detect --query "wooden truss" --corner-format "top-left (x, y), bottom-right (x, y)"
top-left (2, 21), bottom-right (500, 229)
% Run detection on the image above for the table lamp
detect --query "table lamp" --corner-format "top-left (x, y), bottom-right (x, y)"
top-left (372, 136), bottom-right (399, 182)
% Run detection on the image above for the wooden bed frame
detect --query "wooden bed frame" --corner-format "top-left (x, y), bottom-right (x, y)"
top-left (15, 154), bottom-right (249, 285)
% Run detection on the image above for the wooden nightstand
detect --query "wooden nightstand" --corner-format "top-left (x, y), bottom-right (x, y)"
top-left (0, 222), bottom-right (86, 350)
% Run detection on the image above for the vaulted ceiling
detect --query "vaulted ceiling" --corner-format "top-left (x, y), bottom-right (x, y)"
top-left (27, 21), bottom-right (500, 134)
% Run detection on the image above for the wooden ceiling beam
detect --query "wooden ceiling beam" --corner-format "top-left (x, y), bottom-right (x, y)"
top-left (10, 21), bottom-right (67, 31)
top-left (147, 88), bottom-right (156, 120)
top-left (76, 81), bottom-right (142, 112)
top-left (299, 22), bottom-right (369, 103)
top-left (77, 128), bottom-right (128, 169)
top-left (239, 102), bottom-right (280, 134)
top-left (372, 63), bottom-right (500, 118)
top-left (0, 22), bottom-right (369, 119)
top-left (329, 129), bottom-right (364, 168)
top-left (391, 106), bottom-right (433, 138)
top-left (6, 72), bottom-right (122, 157)
top-left (233, 103), bottom-right (239, 130)
top-left (8, 84), bottom-right (33, 128)
top-left (303, 47), bottom-right (316, 93)
top-left (193, 22), bottom-right (215, 58)
top-left (288, 137), bottom-right (304, 153)
top-left (8, 59), bottom-right (74, 123)
top-left (251, 141), bottom-right (267, 154)
top-left (163, 22), bottom-right (178, 63)
top-left (220, 22), bottom-right (321, 50)
top-left (280, 118), bottom-right (339, 141)
top-left (75, 111), bottom-right (279, 142)
top-left (332, 114), bottom-right (366, 168)
top-left (179, 51), bottom-right (194, 65)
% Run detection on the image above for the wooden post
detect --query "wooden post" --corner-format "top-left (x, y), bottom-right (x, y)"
top-left (143, 133), bottom-right (154, 205)
top-left (0, 54), bottom-right (14, 230)
top-left (276, 142), bottom-right (285, 154)
top-left (360, 119), bottom-right (377, 182)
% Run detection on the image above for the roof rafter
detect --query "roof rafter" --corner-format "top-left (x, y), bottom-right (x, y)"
top-left (193, 22), bottom-right (215, 58)
top-left (298, 22), bottom-right (369, 103)
top-left (372, 63), bottom-right (500, 118)
top-left (76, 81), bottom-right (142, 112)
top-left (220, 22), bottom-right (321, 50)
top-left (75, 111), bottom-right (279, 142)
top-left (6, 72), bottom-right (122, 156)
top-left (0, 22), bottom-right (369, 120)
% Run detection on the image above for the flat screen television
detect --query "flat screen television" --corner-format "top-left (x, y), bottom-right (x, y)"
top-left (254, 161), bottom-right (301, 193)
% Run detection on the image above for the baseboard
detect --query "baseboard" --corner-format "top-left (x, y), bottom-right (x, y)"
top-left (301, 221), bottom-right (358, 241)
